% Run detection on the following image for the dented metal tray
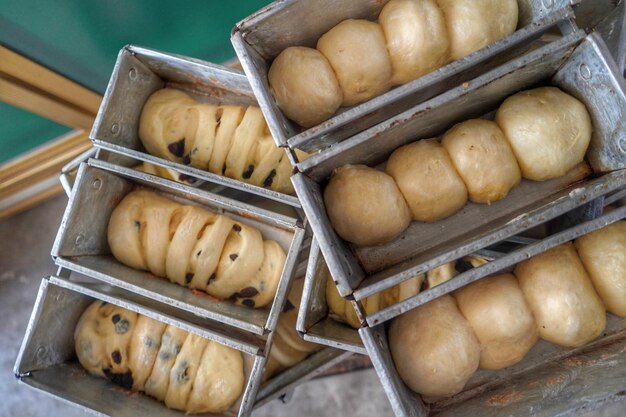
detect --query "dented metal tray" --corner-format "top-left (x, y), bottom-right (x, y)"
top-left (232, 0), bottom-right (580, 152)
top-left (90, 45), bottom-right (300, 208)
top-left (293, 32), bottom-right (626, 300)
top-left (52, 159), bottom-right (305, 337)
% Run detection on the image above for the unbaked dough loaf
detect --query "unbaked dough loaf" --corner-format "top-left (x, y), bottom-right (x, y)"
top-left (138, 88), bottom-right (297, 193)
top-left (515, 243), bottom-right (606, 347)
top-left (379, 0), bottom-right (450, 84)
top-left (317, 19), bottom-right (393, 107)
top-left (324, 165), bottom-right (411, 246)
top-left (442, 119), bottom-right (521, 204)
top-left (389, 295), bottom-right (480, 399)
top-left (575, 221), bottom-right (626, 317)
top-left (495, 87), bottom-right (592, 181)
top-left (75, 303), bottom-right (245, 414)
top-left (436, 0), bottom-right (518, 60)
top-left (386, 139), bottom-right (468, 222)
top-left (454, 273), bottom-right (538, 369)
top-left (107, 190), bottom-right (286, 308)
top-left (268, 46), bottom-right (343, 128)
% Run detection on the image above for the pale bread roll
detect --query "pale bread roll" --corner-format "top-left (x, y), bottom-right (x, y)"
top-left (454, 273), bottom-right (539, 369)
top-left (442, 119), bottom-right (521, 204)
top-left (515, 243), bottom-right (606, 347)
top-left (575, 221), bottom-right (626, 317)
top-left (386, 139), bottom-right (468, 222)
top-left (379, 0), bottom-right (450, 84)
top-left (436, 0), bottom-right (518, 60)
top-left (268, 46), bottom-right (343, 127)
top-left (317, 19), bottom-right (393, 106)
top-left (495, 87), bottom-right (592, 181)
top-left (324, 165), bottom-right (411, 246)
top-left (389, 295), bottom-right (480, 399)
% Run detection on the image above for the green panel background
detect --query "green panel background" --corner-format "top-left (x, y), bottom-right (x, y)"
top-left (0, 0), bottom-right (271, 163)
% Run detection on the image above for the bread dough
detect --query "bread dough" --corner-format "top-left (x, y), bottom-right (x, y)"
top-left (127, 315), bottom-right (167, 391)
top-left (442, 119), bottom-right (521, 204)
top-left (108, 190), bottom-right (285, 307)
top-left (515, 243), bottom-right (606, 347)
top-left (268, 46), bottom-right (343, 127)
top-left (455, 273), bottom-right (538, 369)
top-left (436, 0), bottom-right (518, 60)
top-left (164, 333), bottom-right (208, 411)
top-left (389, 295), bottom-right (480, 399)
top-left (386, 139), bottom-right (468, 222)
top-left (495, 87), bottom-right (592, 181)
top-left (138, 88), bottom-right (297, 193)
top-left (324, 164), bottom-right (411, 246)
top-left (575, 221), bottom-right (626, 317)
top-left (317, 19), bottom-right (393, 106)
top-left (425, 261), bottom-right (457, 289)
top-left (379, 0), bottom-right (450, 84)
top-left (144, 325), bottom-right (189, 401)
top-left (186, 340), bottom-right (245, 413)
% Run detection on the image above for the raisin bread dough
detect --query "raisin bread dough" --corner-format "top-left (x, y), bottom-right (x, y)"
top-left (107, 190), bottom-right (286, 308)
top-left (138, 88), bottom-right (296, 193)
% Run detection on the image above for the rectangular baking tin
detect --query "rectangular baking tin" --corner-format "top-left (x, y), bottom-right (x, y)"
top-left (52, 160), bottom-right (305, 337)
top-left (359, 201), bottom-right (626, 417)
top-left (14, 277), bottom-right (265, 417)
top-left (293, 32), bottom-right (626, 298)
top-left (232, 0), bottom-right (578, 152)
top-left (90, 45), bottom-right (300, 208)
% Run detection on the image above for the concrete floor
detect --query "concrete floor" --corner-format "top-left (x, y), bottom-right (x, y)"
top-left (0, 194), bottom-right (623, 417)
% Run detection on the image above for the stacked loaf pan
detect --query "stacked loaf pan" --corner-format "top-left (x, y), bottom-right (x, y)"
top-left (15, 1), bottom-right (626, 416)
top-left (232, 0), bottom-right (626, 416)
top-left (15, 45), bottom-right (353, 417)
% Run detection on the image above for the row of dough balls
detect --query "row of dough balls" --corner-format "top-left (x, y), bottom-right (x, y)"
top-left (74, 301), bottom-right (245, 414)
top-left (107, 190), bottom-right (286, 308)
top-left (139, 88), bottom-right (303, 194)
top-left (325, 87), bottom-right (593, 246)
top-left (264, 279), bottom-right (323, 380)
top-left (269, 0), bottom-right (519, 127)
top-left (389, 221), bottom-right (625, 400)
top-left (326, 256), bottom-right (487, 329)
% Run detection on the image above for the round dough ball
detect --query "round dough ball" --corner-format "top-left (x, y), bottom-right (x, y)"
top-left (515, 243), bottom-right (606, 347)
top-left (575, 221), bottom-right (626, 317)
top-left (442, 119), bottom-right (521, 204)
top-left (324, 164), bottom-right (411, 246)
top-left (386, 139), bottom-right (468, 222)
top-left (454, 274), bottom-right (539, 369)
top-left (317, 19), bottom-right (393, 106)
top-left (379, 0), bottom-right (450, 84)
top-left (436, 0), bottom-right (518, 60)
top-left (389, 295), bottom-right (480, 399)
top-left (268, 46), bottom-right (343, 128)
top-left (495, 87), bottom-right (592, 181)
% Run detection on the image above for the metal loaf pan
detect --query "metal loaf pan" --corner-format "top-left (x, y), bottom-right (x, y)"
top-left (293, 31), bottom-right (626, 300)
top-left (358, 199), bottom-right (626, 417)
top-left (90, 45), bottom-right (300, 208)
top-left (15, 276), bottom-right (349, 417)
top-left (232, 0), bottom-right (579, 152)
top-left (51, 159), bottom-right (305, 337)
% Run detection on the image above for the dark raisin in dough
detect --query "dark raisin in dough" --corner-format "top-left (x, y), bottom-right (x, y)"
top-left (167, 139), bottom-right (185, 157)
top-left (111, 350), bottom-right (122, 364)
top-left (185, 273), bottom-right (194, 284)
top-left (103, 369), bottom-right (134, 390)
top-left (242, 164), bottom-right (255, 179)
top-left (242, 299), bottom-right (255, 308)
top-left (230, 253), bottom-right (238, 261)
top-left (237, 287), bottom-right (259, 298)
top-left (263, 169), bottom-right (277, 187)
